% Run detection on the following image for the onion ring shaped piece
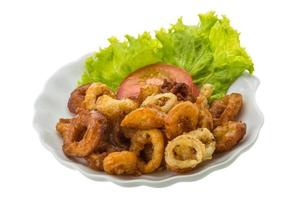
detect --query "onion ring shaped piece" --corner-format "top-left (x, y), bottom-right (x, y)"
top-left (62, 110), bottom-right (107, 157)
top-left (130, 129), bottom-right (164, 174)
top-left (165, 134), bottom-right (205, 173)
top-left (185, 128), bottom-right (215, 160)
top-left (141, 92), bottom-right (178, 113)
top-left (165, 101), bottom-right (199, 140)
top-left (82, 82), bottom-right (115, 110)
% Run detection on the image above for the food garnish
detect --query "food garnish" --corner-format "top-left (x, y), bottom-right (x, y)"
top-left (79, 11), bottom-right (253, 100)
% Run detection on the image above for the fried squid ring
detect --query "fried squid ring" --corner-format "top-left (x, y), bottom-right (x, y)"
top-left (165, 134), bottom-right (205, 173)
top-left (210, 93), bottom-right (243, 127)
top-left (82, 82), bottom-right (115, 110)
top-left (96, 95), bottom-right (138, 118)
top-left (103, 151), bottom-right (139, 175)
top-left (213, 121), bottom-right (246, 153)
top-left (165, 101), bottom-right (199, 140)
top-left (185, 128), bottom-right (216, 160)
top-left (120, 107), bottom-right (165, 129)
top-left (68, 83), bottom-right (91, 114)
top-left (130, 129), bottom-right (164, 174)
top-left (141, 92), bottom-right (178, 113)
top-left (62, 110), bottom-right (107, 157)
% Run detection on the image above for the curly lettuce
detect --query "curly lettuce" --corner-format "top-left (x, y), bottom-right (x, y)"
top-left (78, 11), bottom-right (254, 100)
top-left (80, 32), bottom-right (163, 90)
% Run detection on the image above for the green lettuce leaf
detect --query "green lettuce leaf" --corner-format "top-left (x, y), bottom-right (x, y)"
top-left (78, 11), bottom-right (254, 100)
top-left (79, 32), bottom-right (163, 90)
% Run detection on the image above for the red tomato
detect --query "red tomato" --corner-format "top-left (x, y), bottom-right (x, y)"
top-left (117, 64), bottom-right (199, 99)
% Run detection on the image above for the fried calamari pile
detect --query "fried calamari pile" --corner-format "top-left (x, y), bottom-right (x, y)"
top-left (56, 81), bottom-right (246, 175)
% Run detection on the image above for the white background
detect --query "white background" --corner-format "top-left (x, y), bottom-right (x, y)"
top-left (0, 0), bottom-right (287, 199)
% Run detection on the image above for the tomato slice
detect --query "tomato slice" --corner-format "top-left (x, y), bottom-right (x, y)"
top-left (117, 63), bottom-right (199, 99)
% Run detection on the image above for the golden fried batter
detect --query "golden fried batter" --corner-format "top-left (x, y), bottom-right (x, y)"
top-left (130, 129), bottom-right (164, 174)
top-left (197, 108), bottom-right (213, 130)
top-left (82, 82), bottom-right (115, 110)
top-left (196, 84), bottom-right (213, 108)
top-left (195, 84), bottom-right (213, 130)
top-left (141, 92), bottom-right (178, 113)
top-left (103, 151), bottom-right (139, 175)
top-left (120, 107), bottom-right (165, 129)
top-left (57, 81), bottom-right (248, 176)
top-left (62, 110), bottom-right (107, 157)
top-left (165, 134), bottom-right (205, 173)
top-left (96, 95), bottom-right (138, 118)
top-left (86, 152), bottom-right (108, 171)
top-left (137, 84), bottom-right (160, 103)
top-left (56, 118), bottom-right (73, 137)
top-left (213, 121), bottom-right (246, 153)
top-left (210, 93), bottom-right (243, 127)
top-left (165, 101), bottom-right (199, 140)
top-left (185, 128), bottom-right (215, 160)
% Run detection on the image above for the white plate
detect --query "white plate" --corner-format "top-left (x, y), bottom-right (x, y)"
top-left (33, 54), bottom-right (264, 187)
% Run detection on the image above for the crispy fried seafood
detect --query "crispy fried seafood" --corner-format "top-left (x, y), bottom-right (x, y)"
top-left (121, 107), bottom-right (165, 129)
top-left (57, 110), bottom-right (107, 157)
top-left (56, 118), bottom-right (73, 137)
top-left (56, 81), bottom-right (247, 175)
top-left (196, 84), bottom-right (213, 108)
top-left (196, 84), bottom-right (213, 130)
top-left (197, 108), bottom-right (213, 130)
top-left (210, 93), bottom-right (243, 127)
top-left (141, 92), bottom-right (177, 112)
top-left (130, 129), bottom-right (164, 174)
top-left (86, 152), bottom-right (108, 171)
top-left (213, 121), bottom-right (246, 153)
top-left (137, 84), bottom-right (160, 103)
top-left (67, 83), bottom-right (91, 114)
top-left (108, 119), bottom-right (130, 149)
top-left (165, 101), bottom-right (199, 140)
top-left (82, 82), bottom-right (115, 110)
top-left (165, 134), bottom-right (205, 172)
top-left (185, 128), bottom-right (215, 160)
top-left (96, 95), bottom-right (138, 118)
top-left (103, 151), bottom-right (139, 175)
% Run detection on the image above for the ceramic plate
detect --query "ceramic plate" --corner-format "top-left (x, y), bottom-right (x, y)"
top-left (33, 54), bottom-right (264, 187)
